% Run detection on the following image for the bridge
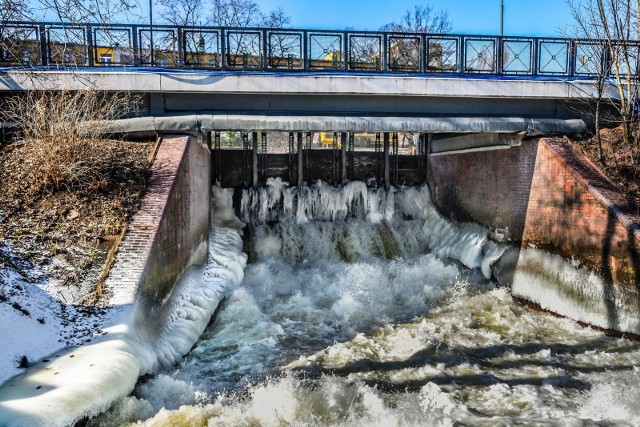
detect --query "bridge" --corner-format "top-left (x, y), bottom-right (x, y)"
top-left (0, 21), bottom-right (626, 187)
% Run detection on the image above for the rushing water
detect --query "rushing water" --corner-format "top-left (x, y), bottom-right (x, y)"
top-left (86, 180), bottom-right (640, 426)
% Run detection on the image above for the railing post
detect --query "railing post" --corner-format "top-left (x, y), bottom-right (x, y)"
top-left (532, 38), bottom-right (539, 76)
top-left (177, 26), bottom-right (184, 67)
top-left (39, 24), bottom-right (47, 66)
top-left (497, 36), bottom-right (503, 75)
top-left (422, 34), bottom-right (428, 74)
top-left (132, 25), bottom-right (139, 67)
top-left (602, 41), bottom-right (612, 77)
top-left (460, 36), bottom-right (466, 74)
top-left (302, 30), bottom-right (308, 71)
top-left (262, 28), bottom-right (268, 71)
top-left (568, 39), bottom-right (576, 77)
top-left (382, 33), bottom-right (388, 72)
top-left (86, 24), bottom-right (94, 67)
top-left (220, 28), bottom-right (227, 71)
top-left (343, 31), bottom-right (348, 72)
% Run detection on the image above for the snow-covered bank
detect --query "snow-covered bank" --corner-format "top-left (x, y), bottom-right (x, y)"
top-left (0, 187), bottom-right (247, 426)
top-left (0, 250), bottom-right (113, 384)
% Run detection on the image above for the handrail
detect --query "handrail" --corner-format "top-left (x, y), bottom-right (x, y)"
top-left (0, 20), bottom-right (636, 78)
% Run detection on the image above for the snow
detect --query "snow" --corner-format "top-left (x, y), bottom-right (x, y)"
top-left (0, 254), bottom-right (111, 384)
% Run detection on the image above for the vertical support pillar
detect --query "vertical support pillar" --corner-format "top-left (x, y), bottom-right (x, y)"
top-left (242, 132), bottom-right (249, 187)
top-left (340, 131), bottom-right (347, 184)
top-left (392, 132), bottom-right (399, 184)
top-left (206, 131), bottom-right (213, 186)
top-left (252, 131), bottom-right (259, 188)
top-left (260, 132), bottom-right (268, 183)
top-left (375, 132), bottom-right (382, 184)
top-left (383, 132), bottom-right (390, 190)
top-left (288, 132), bottom-right (295, 183)
top-left (305, 132), bottom-right (312, 184)
top-left (332, 132), bottom-right (338, 184)
top-left (425, 133), bottom-right (432, 183)
top-left (214, 131), bottom-right (221, 184)
top-left (348, 132), bottom-right (355, 180)
top-left (297, 132), bottom-right (304, 187)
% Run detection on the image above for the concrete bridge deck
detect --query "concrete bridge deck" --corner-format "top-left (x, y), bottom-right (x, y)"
top-left (0, 69), bottom-right (611, 135)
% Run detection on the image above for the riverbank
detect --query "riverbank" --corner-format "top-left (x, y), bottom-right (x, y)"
top-left (0, 137), bottom-right (153, 382)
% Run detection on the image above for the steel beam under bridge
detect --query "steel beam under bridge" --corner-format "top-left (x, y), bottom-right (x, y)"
top-left (109, 113), bottom-right (587, 136)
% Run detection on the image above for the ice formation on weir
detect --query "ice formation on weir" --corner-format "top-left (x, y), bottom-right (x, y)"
top-left (240, 178), bottom-right (505, 277)
top-left (0, 187), bottom-right (246, 427)
top-left (511, 248), bottom-right (640, 335)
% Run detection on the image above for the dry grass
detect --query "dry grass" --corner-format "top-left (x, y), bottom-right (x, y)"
top-left (1, 89), bottom-right (140, 194)
top-left (0, 89), bottom-right (153, 296)
top-left (570, 126), bottom-right (640, 213)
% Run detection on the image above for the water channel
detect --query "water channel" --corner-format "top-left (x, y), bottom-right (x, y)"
top-left (87, 180), bottom-right (640, 426)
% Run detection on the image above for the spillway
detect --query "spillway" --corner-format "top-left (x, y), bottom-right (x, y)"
top-left (3, 180), bottom-right (640, 425)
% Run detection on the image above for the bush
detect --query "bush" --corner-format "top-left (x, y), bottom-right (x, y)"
top-left (1, 89), bottom-right (140, 194)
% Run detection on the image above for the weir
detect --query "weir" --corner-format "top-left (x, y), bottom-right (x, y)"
top-left (1, 130), bottom-right (640, 425)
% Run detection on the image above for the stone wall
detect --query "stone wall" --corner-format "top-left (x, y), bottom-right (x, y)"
top-left (428, 138), bottom-right (539, 242)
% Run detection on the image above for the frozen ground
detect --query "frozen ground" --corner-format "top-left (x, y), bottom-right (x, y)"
top-left (0, 245), bottom-right (111, 384)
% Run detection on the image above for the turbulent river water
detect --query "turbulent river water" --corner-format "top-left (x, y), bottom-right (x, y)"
top-left (88, 180), bottom-right (640, 426)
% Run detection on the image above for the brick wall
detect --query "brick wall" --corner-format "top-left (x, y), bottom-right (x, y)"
top-left (428, 136), bottom-right (640, 293)
top-left (523, 139), bottom-right (640, 288)
top-left (428, 138), bottom-right (539, 242)
top-left (105, 135), bottom-right (210, 307)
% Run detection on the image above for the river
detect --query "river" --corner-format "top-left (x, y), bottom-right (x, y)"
top-left (88, 180), bottom-right (640, 426)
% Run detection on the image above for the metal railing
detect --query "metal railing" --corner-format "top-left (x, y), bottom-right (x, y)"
top-left (0, 20), bottom-right (638, 78)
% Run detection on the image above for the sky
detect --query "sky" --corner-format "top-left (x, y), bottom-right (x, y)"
top-left (256, 0), bottom-right (574, 37)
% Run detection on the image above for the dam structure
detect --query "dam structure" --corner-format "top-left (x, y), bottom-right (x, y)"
top-left (0, 21), bottom-right (639, 425)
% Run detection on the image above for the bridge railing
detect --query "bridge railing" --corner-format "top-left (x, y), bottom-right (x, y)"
top-left (0, 20), bottom-right (637, 78)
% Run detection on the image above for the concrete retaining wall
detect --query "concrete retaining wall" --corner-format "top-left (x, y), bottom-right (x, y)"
top-left (104, 134), bottom-right (210, 306)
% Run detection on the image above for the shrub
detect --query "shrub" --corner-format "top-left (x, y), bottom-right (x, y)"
top-left (1, 89), bottom-right (140, 193)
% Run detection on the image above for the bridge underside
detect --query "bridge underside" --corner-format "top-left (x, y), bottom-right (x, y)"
top-left (0, 70), bottom-right (615, 137)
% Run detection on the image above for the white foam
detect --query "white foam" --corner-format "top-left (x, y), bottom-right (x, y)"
top-left (240, 179), bottom-right (504, 276)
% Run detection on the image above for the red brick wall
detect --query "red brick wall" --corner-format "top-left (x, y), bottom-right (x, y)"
top-left (428, 137), bottom-right (640, 289)
top-left (428, 138), bottom-right (539, 242)
top-left (523, 139), bottom-right (640, 287)
top-left (105, 135), bottom-right (210, 306)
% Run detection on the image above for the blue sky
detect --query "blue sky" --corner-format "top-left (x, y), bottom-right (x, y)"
top-left (256, 0), bottom-right (573, 37)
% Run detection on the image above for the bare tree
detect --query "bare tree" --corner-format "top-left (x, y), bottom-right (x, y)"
top-left (567, 0), bottom-right (640, 165)
top-left (211, 0), bottom-right (264, 27)
top-left (264, 6), bottom-right (290, 28)
top-left (159, 0), bottom-right (206, 26)
top-left (0, 0), bottom-right (30, 21)
top-left (33, 0), bottom-right (141, 24)
top-left (380, 4), bottom-right (453, 72)
top-left (380, 4), bottom-right (452, 34)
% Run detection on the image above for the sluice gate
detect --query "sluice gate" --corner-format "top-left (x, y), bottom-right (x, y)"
top-left (207, 131), bottom-right (430, 189)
